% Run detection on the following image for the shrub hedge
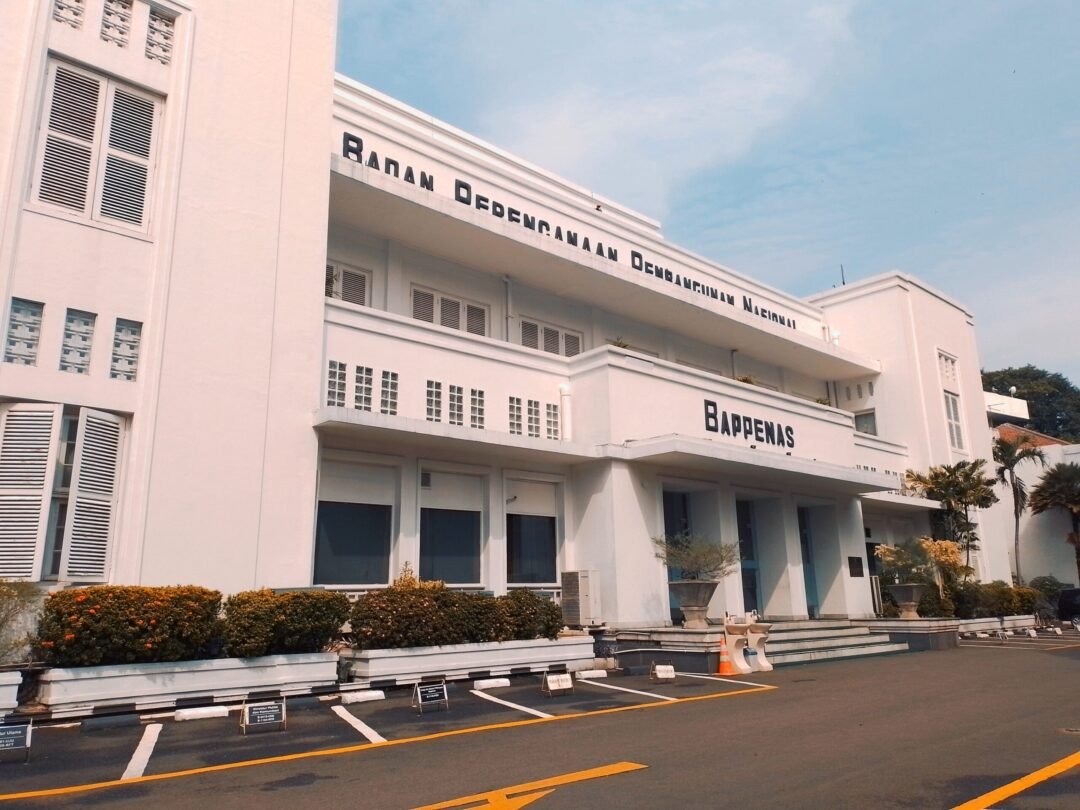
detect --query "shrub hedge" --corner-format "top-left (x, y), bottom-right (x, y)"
top-left (36, 586), bottom-right (222, 667)
top-left (350, 584), bottom-right (563, 650)
top-left (882, 581), bottom-right (1047, 620)
top-left (221, 589), bottom-right (350, 658)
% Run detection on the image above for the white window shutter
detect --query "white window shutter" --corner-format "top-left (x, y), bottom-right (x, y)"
top-left (38, 65), bottom-right (103, 213)
top-left (0, 404), bottom-right (62, 579)
top-left (564, 333), bottom-right (582, 357)
top-left (521, 320), bottom-right (539, 349)
top-left (465, 304), bottom-right (486, 336)
top-left (341, 269), bottom-right (367, 306)
top-left (542, 326), bottom-right (560, 354)
top-left (324, 264), bottom-right (336, 297)
top-left (59, 409), bottom-right (123, 582)
top-left (97, 87), bottom-right (154, 226)
top-left (412, 288), bottom-right (435, 323)
top-left (439, 297), bottom-right (461, 330)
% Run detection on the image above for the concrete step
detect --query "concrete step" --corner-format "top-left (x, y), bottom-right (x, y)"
top-left (763, 626), bottom-right (875, 642)
top-left (768, 641), bottom-right (910, 666)
top-left (765, 619), bottom-right (853, 632)
top-left (766, 632), bottom-right (895, 654)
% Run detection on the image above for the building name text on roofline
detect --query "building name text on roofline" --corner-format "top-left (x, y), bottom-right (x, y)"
top-left (342, 132), bottom-right (796, 330)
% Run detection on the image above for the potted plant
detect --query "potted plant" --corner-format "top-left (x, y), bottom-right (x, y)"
top-left (874, 538), bottom-right (938, 619)
top-left (653, 532), bottom-right (740, 629)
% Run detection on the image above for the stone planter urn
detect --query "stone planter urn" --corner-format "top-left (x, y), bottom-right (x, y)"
top-left (886, 583), bottom-right (930, 620)
top-left (669, 580), bottom-right (719, 630)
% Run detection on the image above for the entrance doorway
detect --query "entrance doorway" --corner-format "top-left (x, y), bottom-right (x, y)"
top-left (797, 507), bottom-right (820, 619)
top-left (736, 500), bottom-right (760, 614)
top-left (662, 491), bottom-right (691, 623)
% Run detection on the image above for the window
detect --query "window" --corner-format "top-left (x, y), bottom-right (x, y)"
top-left (59, 309), bottom-right (95, 374)
top-left (411, 287), bottom-right (487, 337)
top-left (854, 410), bottom-right (877, 436)
top-left (326, 361), bottom-right (346, 406)
top-left (945, 392), bottom-right (964, 450)
top-left (4, 298), bottom-right (44, 365)
top-left (325, 262), bottom-right (370, 307)
top-left (426, 380), bottom-right (442, 422)
top-left (507, 514), bottom-right (557, 584)
top-left (354, 366), bottom-right (373, 411)
top-left (0, 404), bottom-right (123, 581)
top-left (313, 501), bottom-right (391, 585)
top-left (379, 371), bottom-right (398, 415)
top-left (938, 352), bottom-right (959, 388)
top-left (520, 318), bottom-right (583, 357)
top-left (449, 385), bottom-right (464, 426)
top-left (509, 397), bottom-right (522, 435)
top-left (109, 318), bottom-right (141, 380)
top-left (546, 403), bottom-right (560, 440)
top-left (145, 7), bottom-right (176, 65)
top-left (527, 400), bottom-right (540, 438)
top-left (101, 0), bottom-right (133, 47)
top-left (34, 61), bottom-right (159, 229)
top-left (53, 0), bottom-right (85, 29)
top-left (470, 389), bottom-right (484, 429)
top-left (420, 507), bottom-right (481, 583)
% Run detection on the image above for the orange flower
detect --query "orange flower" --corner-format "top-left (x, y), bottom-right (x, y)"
top-left (145, 643), bottom-right (153, 649)
top-left (88, 609), bottom-right (96, 615)
top-left (64, 633), bottom-right (75, 641)
top-left (76, 594), bottom-right (87, 602)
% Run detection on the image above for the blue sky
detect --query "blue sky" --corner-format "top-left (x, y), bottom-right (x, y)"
top-left (337, 1), bottom-right (1080, 385)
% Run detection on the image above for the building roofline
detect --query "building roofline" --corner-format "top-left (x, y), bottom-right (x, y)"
top-left (805, 271), bottom-right (974, 318)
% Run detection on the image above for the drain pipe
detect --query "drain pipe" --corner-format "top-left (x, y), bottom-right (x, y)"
top-left (559, 383), bottom-right (572, 441)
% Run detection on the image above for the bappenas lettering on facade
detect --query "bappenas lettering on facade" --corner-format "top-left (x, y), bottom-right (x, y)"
top-left (704, 399), bottom-right (796, 449)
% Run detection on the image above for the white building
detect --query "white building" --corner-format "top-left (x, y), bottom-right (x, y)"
top-left (0, 1), bottom-right (1015, 626)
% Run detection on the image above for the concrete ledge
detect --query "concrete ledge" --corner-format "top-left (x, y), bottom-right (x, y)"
top-left (340, 690), bottom-right (385, 704)
top-left (472, 678), bottom-right (511, 690)
top-left (175, 706), bottom-right (230, 722)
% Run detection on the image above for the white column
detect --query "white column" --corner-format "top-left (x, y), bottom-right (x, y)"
top-left (756, 495), bottom-right (808, 621)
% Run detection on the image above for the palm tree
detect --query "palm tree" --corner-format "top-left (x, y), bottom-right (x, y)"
top-left (1028, 462), bottom-right (1080, 583)
top-left (905, 460), bottom-right (999, 568)
top-left (992, 436), bottom-right (1046, 585)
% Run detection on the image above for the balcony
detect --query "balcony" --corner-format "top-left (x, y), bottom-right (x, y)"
top-left (316, 306), bottom-right (897, 495)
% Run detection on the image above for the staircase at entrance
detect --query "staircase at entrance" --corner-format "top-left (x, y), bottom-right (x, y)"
top-left (764, 620), bottom-right (908, 665)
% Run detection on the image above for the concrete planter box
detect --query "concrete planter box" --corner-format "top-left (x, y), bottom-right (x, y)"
top-left (35, 652), bottom-right (339, 713)
top-left (0, 671), bottom-right (20, 720)
top-left (342, 635), bottom-right (595, 686)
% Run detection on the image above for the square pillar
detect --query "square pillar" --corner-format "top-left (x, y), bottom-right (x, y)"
top-left (756, 495), bottom-right (808, 621)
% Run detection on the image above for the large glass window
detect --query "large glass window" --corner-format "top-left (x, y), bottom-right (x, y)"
top-left (420, 507), bottom-right (481, 583)
top-left (507, 514), bottom-right (557, 584)
top-left (313, 501), bottom-right (392, 585)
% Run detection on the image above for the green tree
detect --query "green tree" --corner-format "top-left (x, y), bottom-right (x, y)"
top-left (1028, 462), bottom-right (1080, 583)
top-left (982, 365), bottom-right (1080, 442)
top-left (992, 435), bottom-right (1046, 585)
top-left (905, 460), bottom-right (999, 569)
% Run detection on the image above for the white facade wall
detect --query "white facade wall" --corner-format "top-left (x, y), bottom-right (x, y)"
top-left (0, 1), bottom-right (1018, 626)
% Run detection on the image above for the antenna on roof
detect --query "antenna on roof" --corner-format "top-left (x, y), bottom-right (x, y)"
top-left (840, 264), bottom-right (846, 286)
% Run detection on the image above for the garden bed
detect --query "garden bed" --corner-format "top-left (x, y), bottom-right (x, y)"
top-left (33, 652), bottom-right (338, 713)
top-left (341, 635), bottom-right (594, 687)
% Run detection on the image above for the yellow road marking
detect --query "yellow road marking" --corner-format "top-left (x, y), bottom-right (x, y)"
top-left (413, 761), bottom-right (646, 809)
top-left (951, 750), bottom-right (1080, 810)
top-left (0, 683), bottom-right (773, 802)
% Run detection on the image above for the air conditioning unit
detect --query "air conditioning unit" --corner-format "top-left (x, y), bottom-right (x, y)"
top-left (561, 570), bottom-right (602, 627)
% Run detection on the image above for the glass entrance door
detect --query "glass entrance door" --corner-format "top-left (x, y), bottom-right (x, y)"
top-left (736, 500), bottom-right (760, 614)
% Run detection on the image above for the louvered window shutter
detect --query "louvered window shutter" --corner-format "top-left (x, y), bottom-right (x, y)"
top-left (38, 65), bottom-right (103, 214)
top-left (324, 264), bottom-right (336, 297)
top-left (542, 326), bottom-right (561, 354)
top-left (341, 270), bottom-right (367, 306)
top-left (0, 404), bottom-right (62, 580)
top-left (465, 304), bottom-right (486, 336)
top-left (412, 288), bottom-right (435, 322)
top-left (97, 87), bottom-right (155, 226)
top-left (521, 320), bottom-right (539, 349)
top-left (564, 333), bottom-right (582, 357)
top-left (439, 297), bottom-right (461, 330)
top-left (59, 409), bottom-right (123, 582)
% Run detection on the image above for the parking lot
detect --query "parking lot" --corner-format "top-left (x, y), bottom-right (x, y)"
top-left (0, 638), bottom-right (1078, 809)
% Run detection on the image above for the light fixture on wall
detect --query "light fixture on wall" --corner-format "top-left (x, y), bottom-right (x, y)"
top-left (506, 495), bottom-right (518, 504)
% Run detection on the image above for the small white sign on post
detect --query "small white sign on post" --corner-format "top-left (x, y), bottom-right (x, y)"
top-left (412, 681), bottom-right (449, 714)
top-left (0, 722), bottom-right (32, 764)
top-left (649, 661), bottom-right (676, 683)
top-left (240, 700), bottom-right (287, 735)
top-left (541, 672), bottom-right (574, 696)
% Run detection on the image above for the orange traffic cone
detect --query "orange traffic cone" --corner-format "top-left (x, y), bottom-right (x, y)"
top-left (716, 636), bottom-right (736, 676)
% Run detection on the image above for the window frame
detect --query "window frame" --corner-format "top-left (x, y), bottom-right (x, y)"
top-left (30, 59), bottom-right (161, 234)
top-left (519, 316), bottom-right (583, 357)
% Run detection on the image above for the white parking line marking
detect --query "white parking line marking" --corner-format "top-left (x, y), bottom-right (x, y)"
top-left (331, 705), bottom-right (387, 743)
top-left (469, 689), bottom-right (552, 719)
top-left (578, 679), bottom-right (677, 702)
top-left (677, 672), bottom-right (774, 689)
top-left (121, 723), bottom-right (162, 781)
